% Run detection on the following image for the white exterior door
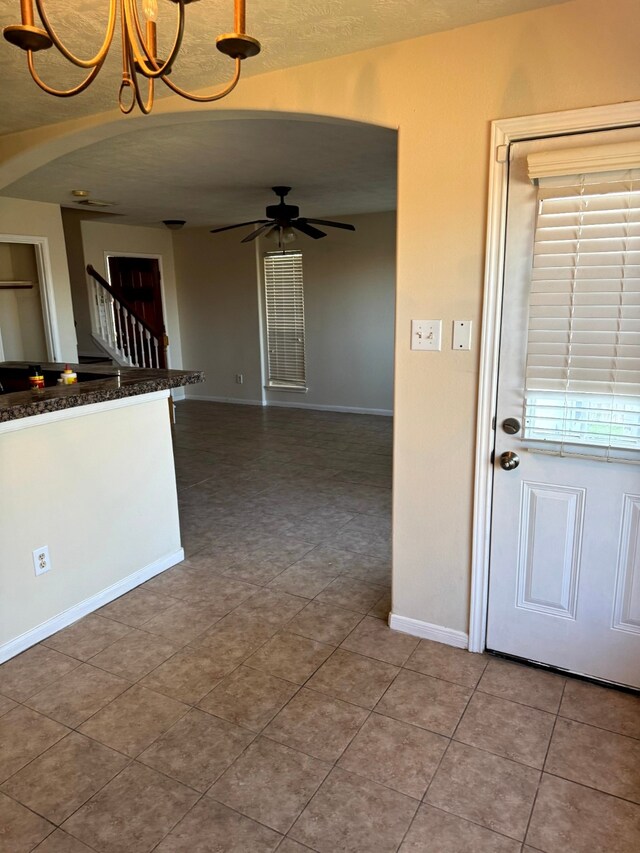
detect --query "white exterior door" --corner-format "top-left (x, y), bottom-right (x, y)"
top-left (487, 128), bottom-right (640, 689)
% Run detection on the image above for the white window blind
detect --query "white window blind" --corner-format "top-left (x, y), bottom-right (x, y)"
top-left (264, 251), bottom-right (307, 389)
top-left (524, 161), bottom-right (640, 454)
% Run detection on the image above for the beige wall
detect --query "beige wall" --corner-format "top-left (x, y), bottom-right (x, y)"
top-left (61, 209), bottom-right (101, 357)
top-left (173, 226), bottom-right (264, 403)
top-left (0, 0), bottom-right (638, 636)
top-left (81, 220), bottom-right (184, 369)
top-left (0, 395), bottom-right (181, 652)
top-left (0, 198), bottom-right (77, 362)
top-left (263, 211), bottom-right (396, 412)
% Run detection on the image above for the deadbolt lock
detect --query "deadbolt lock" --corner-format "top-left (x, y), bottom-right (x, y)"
top-left (502, 417), bottom-right (521, 435)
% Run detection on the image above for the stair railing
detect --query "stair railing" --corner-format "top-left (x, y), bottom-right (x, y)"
top-left (86, 264), bottom-right (168, 368)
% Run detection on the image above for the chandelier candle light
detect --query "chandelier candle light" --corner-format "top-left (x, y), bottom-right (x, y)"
top-left (3, 0), bottom-right (261, 114)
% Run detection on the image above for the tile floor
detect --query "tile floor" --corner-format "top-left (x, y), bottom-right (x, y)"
top-left (1, 401), bottom-right (639, 852)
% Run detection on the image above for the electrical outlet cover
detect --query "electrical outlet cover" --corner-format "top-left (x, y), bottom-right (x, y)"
top-left (33, 545), bottom-right (51, 576)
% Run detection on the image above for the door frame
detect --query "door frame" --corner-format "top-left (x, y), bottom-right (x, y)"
top-left (469, 99), bottom-right (640, 654)
top-left (103, 251), bottom-right (171, 366)
top-left (0, 233), bottom-right (62, 362)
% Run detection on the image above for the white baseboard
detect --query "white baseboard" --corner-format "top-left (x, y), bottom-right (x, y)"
top-left (171, 387), bottom-right (186, 401)
top-left (389, 613), bottom-right (469, 649)
top-left (0, 548), bottom-right (184, 664)
top-left (185, 394), bottom-right (264, 406)
top-left (264, 399), bottom-right (393, 416)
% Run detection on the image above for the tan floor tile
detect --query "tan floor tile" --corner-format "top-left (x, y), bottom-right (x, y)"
top-left (221, 555), bottom-right (291, 586)
top-left (89, 629), bottom-right (179, 681)
top-left (98, 588), bottom-right (176, 628)
top-left (184, 571), bottom-right (260, 612)
top-left (209, 737), bottom-right (330, 833)
top-left (291, 766), bottom-right (417, 853)
top-left (42, 615), bottom-right (133, 662)
top-left (32, 829), bottom-right (96, 852)
top-left (306, 648), bottom-right (399, 709)
top-left (559, 679), bottom-right (640, 738)
top-left (189, 614), bottom-right (273, 660)
top-left (314, 577), bottom-right (386, 614)
top-left (154, 798), bottom-right (282, 852)
top-left (399, 804), bottom-right (521, 852)
top-left (526, 774), bottom-right (640, 853)
top-left (454, 691), bottom-right (555, 769)
top-left (287, 602), bottom-right (363, 646)
top-left (277, 840), bottom-right (313, 853)
top-left (0, 694), bottom-right (16, 717)
top-left (376, 669), bottom-right (471, 736)
top-left (245, 633), bottom-right (333, 684)
top-left (545, 717), bottom-right (640, 803)
top-left (268, 564), bottom-right (338, 599)
top-left (25, 664), bottom-right (129, 727)
top-left (264, 688), bottom-right (368, 763)
top-left (139, 707), bottom-right (254, 791)
top-left (62, 762), bottom-right (199, 853)
top-left (0, 792), bottom-right (54, 853)
top-left (198, 666), bottom-right (298, 732)
top-left (0, 646), bottom-right (80, 702)
top-left (404, 640), bottom-right (488, 689)
top-left (1, 732), bottom-right (129, 824)
top-left (136, 599), bottom-right (222, 645)
top-left (79, 685), bottom-right (188, 757)
top-left (340, 616), bottom-right (419, 666)
top-left (142, 564), bottom-right (207, 600)
top-left (0, 707), bottom-right (69, 783)
top-left (477, 658), bottom-right (565, 713)
top-left (368, 590), bottom-right (391, 620)
top-left (139, 646), bottom-right (234, 704)
top-left (425, 742), bottom-right (540, 841)
top-left (236, 588), bottom-right (308, 626)
top-left (338, 713), bottom-right (448, 799)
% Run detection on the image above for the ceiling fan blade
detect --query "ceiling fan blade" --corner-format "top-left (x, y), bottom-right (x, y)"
top-left (210, 220), bottom-right (269, 234)
top-left (241, 223), bottom-right (274, 243)
top-left (299, 217), bottom-right (355, 232)
top-left (292, 221), bottom-right (327, 239)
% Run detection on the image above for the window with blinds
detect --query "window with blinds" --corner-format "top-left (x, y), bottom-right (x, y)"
top-left (524, 157), bottom-right (640, 454)
top-left (263, 251), bottom-right (307, 389)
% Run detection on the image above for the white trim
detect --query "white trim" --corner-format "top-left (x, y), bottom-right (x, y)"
top-left (0, 547), bottom-right (184, 664)
top-left (0, 389), bottom-right (169, 434)
top-left (265, 399), bottom-right (393, 416)
top-left (185, 393), bottom-right (265, 407)
top-left (389, 613), bottom-right (468, 649)
top-left (181, 394), bottom-right (392, 416)
top-left (470, 99), bottom-right (640, 655)
top-left (0, 233), bottom-right (62, 361)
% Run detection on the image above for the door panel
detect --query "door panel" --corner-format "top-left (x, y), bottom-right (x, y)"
top-left (487, 127), bottom-right (640, 688)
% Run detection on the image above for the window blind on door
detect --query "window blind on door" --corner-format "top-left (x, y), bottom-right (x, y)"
top-left (523, 158), bottom-right (640, 453)
top-left (264, 251), bottom-right (307, 389)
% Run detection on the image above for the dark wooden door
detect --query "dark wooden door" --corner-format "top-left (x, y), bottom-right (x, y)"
top-left (107, 256), bottom-right (166, 367)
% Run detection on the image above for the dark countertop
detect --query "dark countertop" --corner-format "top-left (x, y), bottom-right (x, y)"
top-left (0, 362), bottom-right (204, 423)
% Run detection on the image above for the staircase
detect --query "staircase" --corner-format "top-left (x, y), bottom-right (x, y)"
top-left (86, 265), bottom-right (167, 368)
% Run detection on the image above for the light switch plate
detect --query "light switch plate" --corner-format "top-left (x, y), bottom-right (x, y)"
top-left (411, 320), bottom-right (442, 351)
top-left (452, 320), bottom-right (472, 350)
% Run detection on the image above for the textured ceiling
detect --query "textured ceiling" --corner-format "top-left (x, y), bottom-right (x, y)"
top-left (0, 0), bottom-right (570, 136)
top-left (1, 117), bottom-right (398, 226)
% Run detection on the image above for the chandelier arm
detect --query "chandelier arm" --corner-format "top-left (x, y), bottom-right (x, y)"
top-left (124, 0), bottom-right (185, 80)
top-left (33, 0), bottom-right (118, 69)
top-left (118, 79), bottom-right (137, 114)
top-left (159, 57), bottom-right (242, 102)
top-left (127, 41), bottom-right (154, 115)
top-left (26, 50), bottom-right (104, 96)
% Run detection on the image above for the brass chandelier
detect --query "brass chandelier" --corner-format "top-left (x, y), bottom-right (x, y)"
top-left (3, 0), bottom-right (261, 115)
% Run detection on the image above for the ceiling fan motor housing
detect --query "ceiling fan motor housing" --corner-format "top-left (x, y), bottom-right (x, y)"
top-left (266, 202), bottom-right (299, 221)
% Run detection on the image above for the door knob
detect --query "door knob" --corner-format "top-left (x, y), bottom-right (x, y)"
top-left (499, 451), bottom-right (520, 470)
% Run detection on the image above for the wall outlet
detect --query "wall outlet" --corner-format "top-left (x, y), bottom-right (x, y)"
top-left (33, 545), bottom-right (51, 576)
top-left (235, 373), bottom-right (244, 384)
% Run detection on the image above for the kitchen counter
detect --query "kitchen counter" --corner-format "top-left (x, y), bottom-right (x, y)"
top-left (0, 361), bottom-right (204, 422)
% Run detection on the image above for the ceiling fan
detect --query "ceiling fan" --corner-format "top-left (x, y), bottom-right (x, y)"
top-left (209, 186), bottom-right (356, 244)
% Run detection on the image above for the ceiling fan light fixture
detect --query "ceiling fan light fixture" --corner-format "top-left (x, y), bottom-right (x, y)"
top-left (267, 225), bottom-right (296, 247)
top-left (2, 0), bottom-right (261, 116)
